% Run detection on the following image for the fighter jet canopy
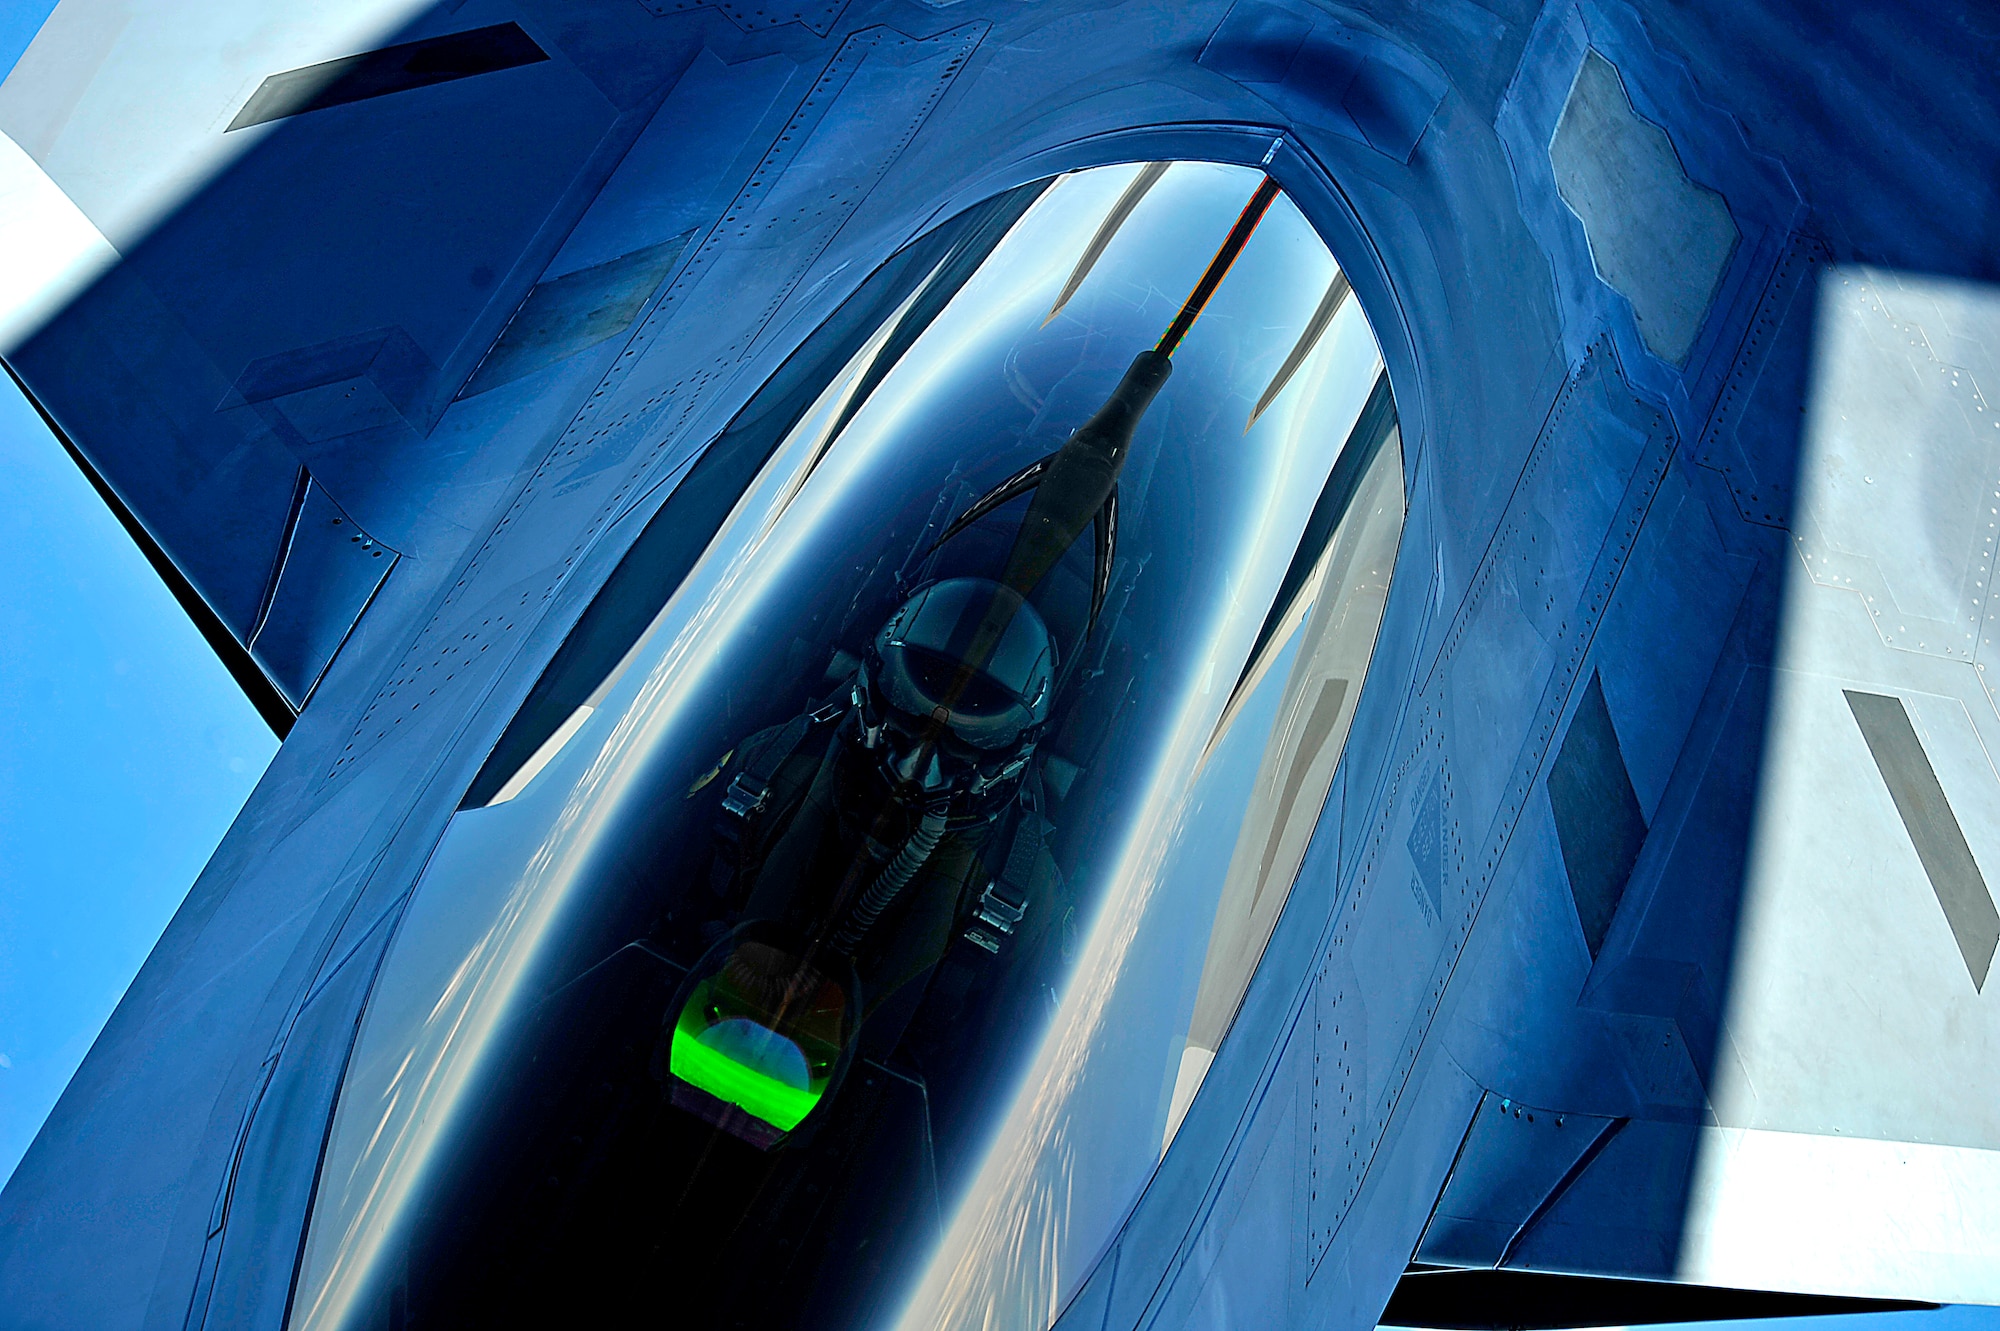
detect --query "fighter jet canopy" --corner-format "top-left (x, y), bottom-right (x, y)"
top-left (285, 161), bottom-right (1404, 1331)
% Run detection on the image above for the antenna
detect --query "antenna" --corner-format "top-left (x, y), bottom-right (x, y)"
top-left (1154, 174), bottom-right (1282, 358)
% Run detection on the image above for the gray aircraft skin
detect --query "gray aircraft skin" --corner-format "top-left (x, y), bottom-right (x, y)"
top-left (2, 1), bottom-right (1998, 1329)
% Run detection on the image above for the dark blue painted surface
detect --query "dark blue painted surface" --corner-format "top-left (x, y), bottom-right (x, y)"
top-left (0, 0), bottom-right (1995, 1327)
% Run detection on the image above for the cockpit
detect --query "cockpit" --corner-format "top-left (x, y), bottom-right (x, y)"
top-left (287, 160), bottom-right (1407, 1331)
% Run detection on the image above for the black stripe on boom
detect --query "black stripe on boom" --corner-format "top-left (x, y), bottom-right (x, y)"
top-left (1155, 175), bottom-right (1282, 358)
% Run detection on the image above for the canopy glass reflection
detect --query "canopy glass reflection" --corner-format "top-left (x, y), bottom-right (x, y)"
top-left (292, 161), bottom-right (1403, 1331)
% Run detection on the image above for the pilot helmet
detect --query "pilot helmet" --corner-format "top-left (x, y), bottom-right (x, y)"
top-left (860, 577), bottom-right (1057, 790)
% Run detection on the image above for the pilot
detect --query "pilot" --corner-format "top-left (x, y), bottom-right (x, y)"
top-left (692, 575), bottom-right (1067, 1050)
top-left (664, 173), bottom-right (1277, 1144)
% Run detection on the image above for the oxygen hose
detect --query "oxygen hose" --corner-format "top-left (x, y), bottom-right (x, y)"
top-left (830, 807), bottom-right (949, 955)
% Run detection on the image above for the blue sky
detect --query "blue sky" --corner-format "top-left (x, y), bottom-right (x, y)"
top-left (0, 0), bottom-right (275, 1188)
top-left (0, 348), bottom-right (276, 1184)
